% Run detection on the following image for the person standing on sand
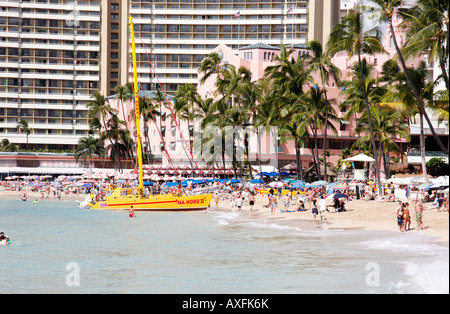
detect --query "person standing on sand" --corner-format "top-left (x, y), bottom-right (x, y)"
top-left (318, 196), bottom-right (327, 221)
top-left (269, 195), bottom-right (277, 214)
top-left (214, 194), bottom-right (219, 208)
top-left (414, 200), bottom-right (424, 231)
top-left (403, 202), bottom-right (411, 231)
top-left (282, 194), bottom-right (290, 211)
top-left (311, 199), bottom-right (318, 222)
top-left (236, 195), bottom-right (243, 212)
top-left (397, 203), bottom-right (405, 232)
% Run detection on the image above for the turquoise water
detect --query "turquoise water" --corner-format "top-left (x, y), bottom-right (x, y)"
top-left (0, 199), bottom-right (448, 294)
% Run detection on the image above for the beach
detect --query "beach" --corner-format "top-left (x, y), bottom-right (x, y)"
top-left (1, 188), bottom-right (448, 247)
top-left (212, 192), bottom-right (449, 247)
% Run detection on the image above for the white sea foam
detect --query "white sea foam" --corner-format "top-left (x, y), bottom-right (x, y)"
top-left (356, 232), bottom-right (449, 294)
top-left (404, 259), bottom-right (449, 294)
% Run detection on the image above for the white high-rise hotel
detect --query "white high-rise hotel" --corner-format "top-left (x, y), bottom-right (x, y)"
top-left (0, 0), bottom-right (101, 151)
top-left (0, 0), bottom-right (340, 151)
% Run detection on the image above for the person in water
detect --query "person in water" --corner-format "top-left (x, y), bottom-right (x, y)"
top-left (129, 206), bottom-right (136, 218)
top-left (0, 233), bottom-right (11, 245)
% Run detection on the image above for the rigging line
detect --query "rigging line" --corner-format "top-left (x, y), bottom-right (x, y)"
top-left (135, 30), bottom-right (200, 171)
top-left (138, 82), bottom-right (176, 170)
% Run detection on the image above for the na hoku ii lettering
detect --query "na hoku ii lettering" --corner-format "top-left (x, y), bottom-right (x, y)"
top-left (182, 298), bottom-right (269, 311)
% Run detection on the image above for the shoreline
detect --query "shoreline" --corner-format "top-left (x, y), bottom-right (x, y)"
top-left (2, 189), bottom-right (448, 248)
top-left (211, 194), bottom-right (449, 248)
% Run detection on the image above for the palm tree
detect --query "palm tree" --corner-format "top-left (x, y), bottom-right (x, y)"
top-left (114, 84), bottom-right (130, 125)
top-left (368, 0), bottom-right (448, 155)
top-left (17, 119), bottom-right (33, 151)
top-left (0, 138), bottom-right (17, 152)
top-left (279, 117), bottom-right (308, 181)
top-left (216, 65), bottom-right (252, 107)
top-left (340, 59), bottom-right (388, 129)
top-left (101, 112), bottom-right (129, 171)
top-left (353, 105), bottom-right (410, 179)
top-left (234, 78), bottom-right (264, 179)
top-left (328, 10), bottom-right (386, 195)
top-left (87, 91), bottom-right (124, 170)
top-left (74, 135), bottom-right (104, 172)
top-left (383, 62), bottom-right (438, 181)
top-left (300, 87), bottom-right (339, 180)
top-left (129, 95), bottom-right (161, 165)
top-left (201, 98), bottom-right (231, 173)
top-left (264, 45), bottom-right (311, 173)
top-left (265, 45), bottom-right (312, 97)
top-left (399, 0), bottom-right (449, 90)
top-left (174, 84), bottom-right (201, 154)
top-left (307, 40), bottom-right (342, 181)
top-left (199, 52), bottom-right (226, 85)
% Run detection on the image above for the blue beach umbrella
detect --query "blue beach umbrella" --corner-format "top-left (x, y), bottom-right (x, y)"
top-left (292, 182), bottom-right (306, 188)
top-left (227, 179), bottom-right (240, 184)
top-left (250, 179), bottom-right (264, 184)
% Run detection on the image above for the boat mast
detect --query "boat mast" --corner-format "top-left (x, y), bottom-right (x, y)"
top-left (129, 17), bottom-right (144, 192)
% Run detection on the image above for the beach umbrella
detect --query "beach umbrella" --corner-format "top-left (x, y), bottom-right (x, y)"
top-left (326, 193), bottom-right (349, 200)
top-left (310, 180), bottom-right (328, 187)
top-left (268, 172), bottom-right (279, 177)
top-left (292, 182), bottom-right (306, 188)
top-left (332, 183), bottom-right (347, 190)
top-left (269, 181), bottom-right (286, 188)
top-left (143, 181), bottom-right (154, 186)
top-left (250, 179), bottom-right (264, 184)
top-left (227, 179), bottom-right (240, 184)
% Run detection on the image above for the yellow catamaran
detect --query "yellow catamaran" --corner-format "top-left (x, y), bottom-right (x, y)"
top-left (89, 17), bottom-right (212, 211)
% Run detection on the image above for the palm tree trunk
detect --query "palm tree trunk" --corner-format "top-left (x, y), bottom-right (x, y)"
top-left (322, 95), bottom-right (329, 182)
top-left (388, 19), bottom-right (448, 155)
top-left (357, 54), bottom-right (382, 195)
top-left (419, 112), bottom-right (430, 183)
top-left (313, 128), bottom-right (321, 180)
top-left (245, 132), bottom-right (253, 180)
top-left (257, 128), bottom-right (263, 180)
top-left (295, 141), bottom-right (304, 181)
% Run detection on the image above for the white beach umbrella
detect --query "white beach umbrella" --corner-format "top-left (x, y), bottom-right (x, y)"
top-left (269, 181), bottom-right (286, 188)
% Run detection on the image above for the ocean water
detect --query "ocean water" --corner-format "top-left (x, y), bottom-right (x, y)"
top-left (0, 199), bottom-right (448, 294)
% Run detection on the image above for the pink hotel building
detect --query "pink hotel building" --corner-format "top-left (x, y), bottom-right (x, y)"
top-left (110, 14), bottom-right (427, 176)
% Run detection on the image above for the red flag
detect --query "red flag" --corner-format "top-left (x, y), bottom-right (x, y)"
top-left (233, 11), bottom-right (241, 18)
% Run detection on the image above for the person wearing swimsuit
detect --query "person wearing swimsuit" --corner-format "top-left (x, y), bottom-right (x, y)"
top-left (397, 203), bottom-right (405, 232)
top-left (403, 202), bottom-right (411, 231)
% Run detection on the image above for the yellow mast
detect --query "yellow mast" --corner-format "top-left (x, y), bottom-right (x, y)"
top-left (129, 17), bottom-right (144, 191)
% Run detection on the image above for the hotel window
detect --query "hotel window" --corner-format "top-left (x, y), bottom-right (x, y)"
top-left (340, 120), bottom-right (350, 131)
top-left (170, 142), bottom-right (176, 151)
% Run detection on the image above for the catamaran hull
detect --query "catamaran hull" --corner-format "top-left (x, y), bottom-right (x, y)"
top-left (89, 194), bottom-right (213, 211)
